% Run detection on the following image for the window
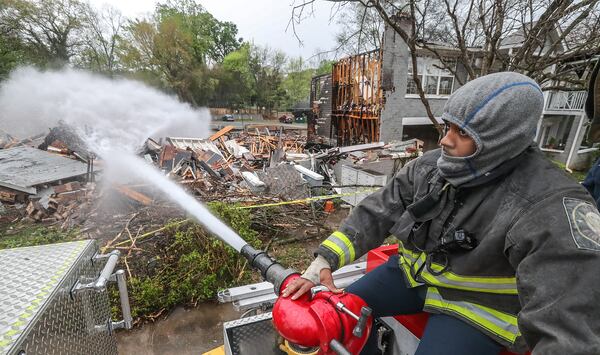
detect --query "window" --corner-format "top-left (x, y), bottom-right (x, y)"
top-left (406, 74), bottom-right (422, 95)
top-left (407, 57), bottom-right (456, 96)
top-left (539, 115), bottom-right (574, 151)
top-left (439, 76), bottom-right (454, 95)
top-left (425, 75), bottom-right (438, 95)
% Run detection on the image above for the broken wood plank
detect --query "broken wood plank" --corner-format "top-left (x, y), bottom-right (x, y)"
top-left (0, 189), bottom-right (18, 203)
top-left (209, 125), bottom-right (235, 141)
top-left (115, 185), bottom-right (153, 205)
top-left (53, 181), bottom-right (82, 194)
top-left (54, 189), bottom-right (86, 202)
top-left (26, 201), bottom-right (47, 221)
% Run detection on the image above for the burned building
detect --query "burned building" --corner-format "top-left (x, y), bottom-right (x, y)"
top-left (309, 17), bottom-right (453, 149)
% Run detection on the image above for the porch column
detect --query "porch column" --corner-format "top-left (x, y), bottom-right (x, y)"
top-left (534, 114), bottom-right (544, 144)
top-left (565, 113), bottom-right (588, 170)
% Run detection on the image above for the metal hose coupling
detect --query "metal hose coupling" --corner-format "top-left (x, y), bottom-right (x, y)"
top-left (240, 244), bottom-right (297, 295)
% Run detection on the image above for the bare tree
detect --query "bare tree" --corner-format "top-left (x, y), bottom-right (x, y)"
top-left (78, 4), bottom-right (125, 75)
top-left (334, 3), bottom-right (385, 55)
top-left (290, 0), bottom-right (600, 135)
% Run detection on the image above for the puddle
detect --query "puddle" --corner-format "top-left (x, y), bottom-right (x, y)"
top-left (117, 303), bottom-right (241, 355)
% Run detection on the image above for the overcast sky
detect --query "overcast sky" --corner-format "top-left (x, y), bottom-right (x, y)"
top-left (89, 0), bottom-right (343, 61)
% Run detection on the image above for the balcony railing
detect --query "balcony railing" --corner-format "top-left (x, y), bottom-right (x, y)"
top-left (545, 90), bottom-right (587, 112)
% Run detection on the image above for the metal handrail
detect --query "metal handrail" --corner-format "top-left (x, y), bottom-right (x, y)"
top-left (546, 90), bottom-right (587, 111)
top-left (72, 250), bottom-right (133, 331)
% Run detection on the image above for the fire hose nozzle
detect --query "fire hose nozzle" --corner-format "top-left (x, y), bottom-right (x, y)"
top-left (240, 244), bottom-right (297, 294)
top-left (242, 244), bottom-right (373, 354)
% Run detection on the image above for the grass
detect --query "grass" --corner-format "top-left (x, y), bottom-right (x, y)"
top-left (0, 224), bottom-right (79, 249)
top-left (112, 202), bottom-right (264, 321)
top-left (551, 160), bottom-right (588, 182)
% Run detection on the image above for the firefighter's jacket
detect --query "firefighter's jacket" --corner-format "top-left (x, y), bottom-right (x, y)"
top-left (316, 147), bottom-right (600, 353)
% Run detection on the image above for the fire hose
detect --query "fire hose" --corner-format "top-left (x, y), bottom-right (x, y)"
top-left (240, 244), bottom-right (373, 355)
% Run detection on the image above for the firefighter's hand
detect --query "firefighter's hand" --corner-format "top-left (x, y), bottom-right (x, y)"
top-left (281, 256), bottom-right (342, 300)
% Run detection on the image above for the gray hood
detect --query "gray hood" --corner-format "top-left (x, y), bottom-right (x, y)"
top-left (437, 72), bottom-right (544, 186)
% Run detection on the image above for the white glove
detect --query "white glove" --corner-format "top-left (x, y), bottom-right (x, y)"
top-left (300, 255), bottom-right (331, 285)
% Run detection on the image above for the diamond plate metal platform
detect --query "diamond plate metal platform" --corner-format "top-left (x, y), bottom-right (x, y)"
top-left (0, 240), bottom-right (118, 355)
top-left (223, 313), bottom-right (285, 355)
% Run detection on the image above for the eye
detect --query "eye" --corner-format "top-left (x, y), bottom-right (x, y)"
top-left (442, 123), bottom-right (450, 135)
top-left (458, 128), bottom-right (469, 137)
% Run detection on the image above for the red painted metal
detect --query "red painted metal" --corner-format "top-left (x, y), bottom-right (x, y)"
top-left (272, 274), bottom-right (373, 354)
top-left (366, 245), bottom-right (529, 355)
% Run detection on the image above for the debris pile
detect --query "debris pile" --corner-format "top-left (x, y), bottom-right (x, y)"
top-left (0, 122), bottom-right (424, 232)
top-left (0, 131), bottom-right (46, 150)
top-left (25, 181), bottom-right (93, 224)
top-left (147, 127), bottom-right (423, 206)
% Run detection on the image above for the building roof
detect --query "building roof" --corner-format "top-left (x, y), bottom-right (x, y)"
top-left (501, 30), bottom-right (527, 47)
top-left (0, 146), bottom-right (88, 194)
top-left (499, 22), bottom-right (566, 53)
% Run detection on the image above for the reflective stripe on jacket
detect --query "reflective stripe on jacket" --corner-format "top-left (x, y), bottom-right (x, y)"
top-left (424, 287), bottom-right (521, 344)
top-left (397, 243), bottom-right (517, 294)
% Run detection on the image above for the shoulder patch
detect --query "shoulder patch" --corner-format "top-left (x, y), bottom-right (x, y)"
top-left (563, 197), bottom-right (600, 251)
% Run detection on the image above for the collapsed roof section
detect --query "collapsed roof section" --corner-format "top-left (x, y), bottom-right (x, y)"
top-left (0, 146), bottom-right (89, 195)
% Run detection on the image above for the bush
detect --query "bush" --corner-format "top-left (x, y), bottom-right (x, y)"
top-left (121, 202), bottom-right (262, 321)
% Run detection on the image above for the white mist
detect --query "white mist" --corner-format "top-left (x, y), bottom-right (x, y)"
top-left (0, 66), bottom-right (250, 251)
top-left (0, 67), bottom-right (209, 151)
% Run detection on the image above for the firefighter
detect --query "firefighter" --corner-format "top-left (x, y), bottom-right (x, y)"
top-left (282, 72), bottom-right (600, 354)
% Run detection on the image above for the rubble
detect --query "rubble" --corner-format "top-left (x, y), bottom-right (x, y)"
top-left (0, 132), bottom-right (46, 150)
top-left (0, 122), bottom-right (424, 232)
top-left (38, 123), bottom-right (91, 161)
top-left (23, 181), bottom-right (93, 223)
top-left (114, 185), bottom-right (153, 206)
top-left (0, 129), bottom-right (14, 149)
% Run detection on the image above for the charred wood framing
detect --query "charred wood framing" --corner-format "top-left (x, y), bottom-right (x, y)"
top-left (331, 49), bottom-right (384, 146)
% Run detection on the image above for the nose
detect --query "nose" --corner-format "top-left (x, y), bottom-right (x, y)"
top-left (439, 130), bottom-right (454, 148)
